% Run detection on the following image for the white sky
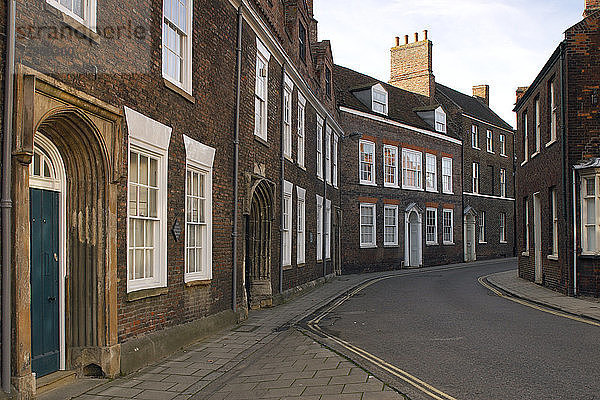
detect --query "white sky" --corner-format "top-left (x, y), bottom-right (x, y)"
top-left (314, 0), bottom-right (583, 128)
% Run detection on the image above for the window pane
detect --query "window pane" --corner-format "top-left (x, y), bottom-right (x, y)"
top-left (188, 224), bottom-right (195, 247)
top-left (145, 249), bottom-right (154, 278)
top-left (135, 219), bottom-right (145, 247)
top-left (145, 220), bottom-right (154, 247)
top-left (149, 158), bottom-right (158, 187)
top-left (587, 178), bottom-right (595, 196)
top-left (134, 249), bottom-right (144, 279)
top-left (139, 187), bottom-right (148, 216)
top-left (187, 249), bottom-right (195, 273)
top-left (139, 155), bottom-right (149, 185)
top-left (129, 186), bottom-right (138, 216)
top-left (587, 198), bottom-right (596, 224)
top-left (587, 226), bottom-right (596, 251)
top-left (149, 188), bottom-right (158, 218)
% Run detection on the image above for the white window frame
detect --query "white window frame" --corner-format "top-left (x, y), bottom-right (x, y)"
top-left (471, 125), bottom-right (479, 149)
top-left (486, 130), bottom-right (494, 153)
top-left (316, 195), bottom-right (323, 260)
top-left (472, 162), bottom-right (480, 194)
top-left (183, 135), bottom-right (216, 282)
top-left (442, 157), bottom-right (453, 194)
top-left (317, 116), bottom-right (324, 180)
top-left (402, 148), bottom-right (423, 190)
top-left (371, 84), bottom-right (388, 115)
top-left (326, 125), bottom-right (332, 184)
top-left (297, 94), bottom-right (306, 168)
top-left (360, 203), bottom-right (377, 248)
top-left (254, 39), bottom-right (271, 141)
top-left (46, 0), bottom-right (97, 30)
top-left (333, 134), bottom-right (339, 188)
top-left (426, 207), bottom-right (438, 245)
top-left (359, 140), bottom-right (376, 185)
top-left (282, 181), bottom-right (293, 266)
top-left (125, 107), bottom-right (172, 293)
top-left (551, 188), bottom-right (558, 256)
top-left (283, 75), bottom-right (293, 159)
top-left (549, 80), bottom-right (558, 144)
top-left (479, 211), bottom-right (486, 243)
top-left (383, 145), bottom-right (399, 188)
top-left (524, 198), bottom-right (530, 253)
top-left (535, 98), bottom-right (541, 154)
top-left (500, 212), bottom-right (507, 244)
top-left (523, 111), bottom-right (529, 163)
top-left (500, 168), bottom-right (507, 198)
top-left (435, 107), bottom-right (447, 133)
top-left (499, 134), bottom-right (506, 156)
top-left (443, 209), bottom-right (454, 245)
top-left (581, 174), bottom-right (600, 255)
top-left (297, 187), bottom-right (306, 264)
top-left (384, 205), bottom-right (398, 246)
top-left (425, 153), bottom-right (437, 192)
top-left (162, 0), bottom-right (193, 93)
top-left (325, 199), bottom-right (331, 259)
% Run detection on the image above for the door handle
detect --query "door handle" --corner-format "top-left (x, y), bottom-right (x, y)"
top-left (48, 297), bottom-right (56, 303)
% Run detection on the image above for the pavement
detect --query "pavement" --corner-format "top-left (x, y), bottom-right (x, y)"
top-left (40, 269), bottom-right (408, 400)
top-left (486, 269), bottom-right (600, 323)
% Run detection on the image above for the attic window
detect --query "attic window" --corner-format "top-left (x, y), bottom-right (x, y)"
top-left (435, 108), bottom-right (446, 133)
top-left (372, 85), bottom-right (388, 115)
top-left (299, 22), bottom-right (306, 63)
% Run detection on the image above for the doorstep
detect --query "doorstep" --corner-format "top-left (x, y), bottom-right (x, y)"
top-left (35, 370), bottom-right (77, 396)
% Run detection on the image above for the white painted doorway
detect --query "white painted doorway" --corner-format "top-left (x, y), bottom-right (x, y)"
top-left (533, 192), bottom-right (542, 284)
top-left (463, 207), bottom-right (477, 262)
top-left (404, 204), bottom-right (422, 268)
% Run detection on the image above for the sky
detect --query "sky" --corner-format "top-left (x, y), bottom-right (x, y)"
top-left (313, 0), bottom-right (583, 128)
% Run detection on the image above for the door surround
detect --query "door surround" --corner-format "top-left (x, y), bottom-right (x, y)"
top-left (404, 203), bottom-right (423, 268)
top-left (463, 206), bottom-right (477, 262)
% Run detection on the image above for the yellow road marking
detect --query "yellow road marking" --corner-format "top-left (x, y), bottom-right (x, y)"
top-left (478, 275), bottom-right (600, 327)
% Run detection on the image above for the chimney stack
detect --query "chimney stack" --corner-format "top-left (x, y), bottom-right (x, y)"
top-left (516, 87), bottom-right (529, 104)
top-left (584, 0), bottom-right (600, 16)
top-left (473, 85), bottom-right (490, 107)
top-left (390, 31), bottom-right (435, 98)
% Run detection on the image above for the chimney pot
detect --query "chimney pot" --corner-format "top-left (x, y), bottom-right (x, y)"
top-left (395, 36), bottom-right (400, 46)
top-left (423, 30), bottom-right (428, 40)
top-left (414, 32), bottom-right (419, 42)
top-left (404, 35), bottom-right (409, 44)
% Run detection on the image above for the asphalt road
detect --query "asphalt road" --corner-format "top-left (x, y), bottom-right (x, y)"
top-left (318, 260), bottom-right (600, 400)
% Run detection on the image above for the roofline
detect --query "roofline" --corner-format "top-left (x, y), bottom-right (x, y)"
top-left (462, 113), bottom-right (515, 134)
top-left (513, 42), bottom-right (565, 112)
top-left (339, 106), bottom-right (462, 145)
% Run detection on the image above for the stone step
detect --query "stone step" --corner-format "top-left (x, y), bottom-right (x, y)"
top-left (36, 370), bottom-right (77, 396)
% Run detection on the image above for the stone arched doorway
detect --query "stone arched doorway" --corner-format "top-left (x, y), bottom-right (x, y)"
top-left (464, 206), bottom-right (477, 262)
top-left (244, 178), bottom-right (275, 310)
top-left (404, 203), bottom-right (423, 268)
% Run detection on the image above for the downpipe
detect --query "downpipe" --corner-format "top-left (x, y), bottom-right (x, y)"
top-left (2, 0), bottom-right (17, 393)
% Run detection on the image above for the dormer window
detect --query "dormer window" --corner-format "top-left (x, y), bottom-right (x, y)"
top-left (435, 107), bottom-right (446, 133)
top-left (372, 84), bottom-right (388, 115)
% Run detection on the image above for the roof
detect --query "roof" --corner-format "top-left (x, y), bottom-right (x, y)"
top-left (436, 83), bottom-right (514, 131)
top-left (333, 64), bottom-right (452, 135)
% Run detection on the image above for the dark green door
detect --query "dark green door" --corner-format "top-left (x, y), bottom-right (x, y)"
top-left (30, 188), bottom-right (60, 377)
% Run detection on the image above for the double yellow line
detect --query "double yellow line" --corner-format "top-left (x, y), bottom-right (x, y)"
top-left (478, 275), bottom-right (600, 327)
top-left (306, 275), bottom-right (458, 400)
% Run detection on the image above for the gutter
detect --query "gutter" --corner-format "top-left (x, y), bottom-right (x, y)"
top-left (232, 4), bottom-right (243, 313)
top-left (2, 0), bottom-right (16, 393)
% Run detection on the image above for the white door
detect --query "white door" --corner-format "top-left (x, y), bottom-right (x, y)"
top-left (534, 193), bottom-right (542, 284)
top-left (409, 212), bottom-right (420, 267)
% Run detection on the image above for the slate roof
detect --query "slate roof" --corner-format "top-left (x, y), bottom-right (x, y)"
top-left (436, 83), bottom-right (513, 131)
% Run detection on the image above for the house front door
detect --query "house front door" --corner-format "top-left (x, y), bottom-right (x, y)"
top-left (534, 193), bottom-right (542, 283)
top-left (30, 188), bottom-right (60, 377)
top-left (409, 212), bottom-right (420, 267)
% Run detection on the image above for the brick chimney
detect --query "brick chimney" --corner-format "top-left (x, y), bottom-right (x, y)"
top-left (516, 87), bottom-right (529, 104)
top-left (473, 85), bottom-right (490, 107)
top-left (584, 0), bottom-right (600, 16)
top-left (389, 31), bottom-right (435, 98)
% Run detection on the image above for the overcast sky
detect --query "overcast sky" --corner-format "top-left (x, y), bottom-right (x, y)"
top-left (314, 0), bottom-right (583, 128)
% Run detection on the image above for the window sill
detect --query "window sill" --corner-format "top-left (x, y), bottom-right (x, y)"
top-left (254, 135), bottom-right (270, 148)
top-left (402, 186), bottom-right (424, 192)
top-left (547, 255), bottom-right (559, 261)
top-left (384, 244), bottom-right (399, 248)
top-left (531, 152), bottom-right (540, 159)
top-left (283, 264), bottom-right (293, 271)
top-left (472, 147), bottom-right (481, 150)
top-left (164, 78), bottom-right (195, 103)
top-left (500, 154), bottom-right (508, 158)
top-left (426, 188), bottom-right (438, 193)
top-left (500, 240), bottom-right (508, 244)
top-left (284, 155), bottom-right (293, 163)
top-left (297, 262), bottom-right (306, 267)
top-left (521, 251), bottom-right (530, 257)
top-left (44, 2), bottom-right (100, 43)
top-left (443, 241), bottom-right (455, 246)
top-left (298, 163), bottom-right (306, 171)
top-left (185, 279), bottom-right (211, 287)
top-left (545, 140), bottom-right (558, 148)
top-left (384, 184), bottom-right (400, 189)
top-left (520, 160), bottom-right (528, 167)
top-left (479, 241), bottom-right (487, 244)
top-left (442, 191), bottom-right (454, 195)
top-left (426, 242), bottom-right (439, 246)
top-left (127, 286), bottom-right (168, 302)
top-left (360, 245), bottom-right (377, 249)
top-left (360, 181), bottom-right (377, 187)
top-left (487, 150), bottom-right (495, 154)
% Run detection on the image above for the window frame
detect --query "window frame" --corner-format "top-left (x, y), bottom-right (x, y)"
top-left (523, 111), bottom-right (529, 163)
top-left (472, 162), bottom-right (480, 194)
top-left (581, 174), bottom-right (600, 255)
top-left (316, 195), bottom-right (323, 260)
top-left (471, 125), bottom-right (480, 149)
top-left (254, 40), bottom-right (271, 141)
top-left (479, 211), bottom-right (486, 243)
top-left (297, 94), bottom-right (306, 168)
top-left (384, 205), bottom-right (398, 247)
top-left (162, 0), bottom-right (193, 94)
top-left (443, 209), bottom-right (454, 245)
top-left (500, 168), bottom-right (507, 198)
top-left (360, 203), bottom-right (377, 248)
top-left (524, 197), bottom-right (530, 253)
top-left (383, 145), bottom-right (399, 188)
top-left (325, 67), bottom-right (332, 99)
top-left (534, 97), bottom-right (541, 154)
top-left (442, 157), bottom-right (453, 194)
top-left (297, 187), bottom-right (306, 264)
top-left (435, 108), bottom-right (447, 134)
top-left (426, 207), bottom-right (438, 245)
top-left (499, 134), bottom-right (506, 156)
top-left (333, 134), bottom-right (339, 188)
top-left (500, 212), bottom-right (507, 243)
top-left (402, 148), bottom-right (423, 191)
top-left (551, 188), bottom-right (558, 256)
top-left (283, 77), bottom-right (293, 158)
top-left (282, 181), bottom-right (293, 266)
top-left (326, 125), bottom-right (332, 184)
top-left (425, 153), bottom-right (437, 192)
top-left (371, 84), bottom-right (388, 115)
top-left (359, 140), bottom-right (376, 185)
top-left (317, 116), bottom-right (324, 180)
top-left (549, 79), bottom-right (558, 144)
top-left (325, 199), bottom-right (331, 259)
top-left (298, 21), bottom-right (307, 63)
top-left (486, 129), bottom-right (494, 153)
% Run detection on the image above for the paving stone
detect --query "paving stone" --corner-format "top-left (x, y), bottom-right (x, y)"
top-left (314, 367), bottom-right (352, 378)
top-left (134, 389), bottom-right (178, 400)
top-left (342, 381), bottom-right (386, 393)
top-left (291, 376), bottom-right (332, 387)
top-left (329, 373), bottom-right (370, 385)
top-left (362, 391), bottom-right (405, 399)
top-left (320, 394), bottom-right (363, 400)
top-left (253, 378), bottom-right (294, 390)
top-left (301, 384), bottom-right (345, 396)
top-left (97, 386), bottom-right (142, 397)
top-left (262, 386), bottom-right (305, 397)
top-left (133, 380), bottom-right (177, 391)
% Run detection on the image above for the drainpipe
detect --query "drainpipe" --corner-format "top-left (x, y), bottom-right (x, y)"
top-left (232, 4), bottom-right (243, 313)
top-left (572, 169), bottom-right (577, 296)
top-left (279, 64), bottom-right (286, 295)
top-left (2, 0), bottom-right (16, 393)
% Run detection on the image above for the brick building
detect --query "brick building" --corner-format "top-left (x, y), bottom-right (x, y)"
top-left (0, 0), bottom-right (340, 397)
top-left (335, 32), bottom-right (515, 273)
top-left (515, 1), bottom-right (600, 296)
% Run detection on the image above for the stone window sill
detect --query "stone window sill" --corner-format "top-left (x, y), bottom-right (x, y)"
top-left (521, 251), bottom-right (530, 257)
top-left (44, 2), bottom-right (100, 43)
top-left (185, 279), bottom-right (211, 288)
top-left (547, 255), bottom-right (559, 261)
top-left (127, 287), bottom-right (168, 302)
top-left (254, 135), bottom-right (270, 148)
top-left (164, 78), bottom-right (195, 103)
